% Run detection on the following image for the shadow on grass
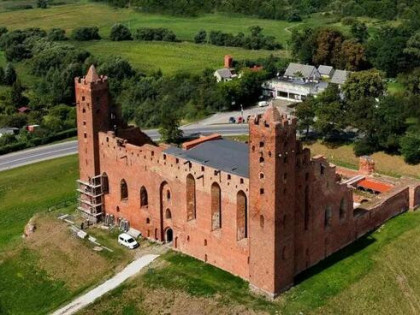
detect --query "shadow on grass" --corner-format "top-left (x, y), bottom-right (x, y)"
top-left (294, 232), bottom-right (376, 285)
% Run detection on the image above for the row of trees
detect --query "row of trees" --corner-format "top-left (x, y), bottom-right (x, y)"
top-left (198, 26), bottom-right (281, 50)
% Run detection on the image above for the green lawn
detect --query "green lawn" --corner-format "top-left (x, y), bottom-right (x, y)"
top-left (0, 155), bottom-right (79, 251)
top-left (81, 210), bottom-right (420, 314)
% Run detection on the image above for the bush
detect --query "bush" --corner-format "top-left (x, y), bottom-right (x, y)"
top-left (110, 23), bottom-right (132, 41)
top-left (72, 27), bottom-right (101, 41)
top-left (48, 28), bottom-right (67, 41)
top-left (135, 28), bottom-right (177, 42)
top-left (287, 12), bottom-right (302, 22)
top-left (194, 30), bottom-right (207, 44)
top-left (400, 133), bottom-right (420, 164)
top-left (0, 27), bottom-right (8, 38)
top-left (341, 17), bottom-right (357, 25)
top-left (36, 0), bottom-right (49, 8)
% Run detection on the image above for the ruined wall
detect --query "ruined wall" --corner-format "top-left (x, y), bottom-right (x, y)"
top-left (294, 149), bottom-right (354, 275)
top-left (98, 132), bottom-right (250, 279)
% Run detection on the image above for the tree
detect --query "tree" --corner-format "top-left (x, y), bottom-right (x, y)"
top-left (350, 22), bottom-right (369, 43)
top-left (4, 63), bottom-right (17, 86)
top-left (159, 109), bottom-right (183, 143)
top-left (404, 31), bottom-right (420, 58)
top-left (194, 30), bottom-right (207, 44)
top-left (289, 28), bottom-right (315, 64)
top-left (338, 39), bottom-right (368, 71)
top-left (342, 69), bottom-right (385, 102)
top-left (400, 132), bottom-right (420, 164)
top-left (10, 80), bottom-right (27, 107)
top-left (295, 98), bottom-right (315, 137)
top-left (110, 24), bottom-right (132, 41)
top-left (313, 28), bottom-right (344, 67)
top-left (366, 26), bottom-right (414, 77)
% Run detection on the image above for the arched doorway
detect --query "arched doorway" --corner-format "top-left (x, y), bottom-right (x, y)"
top-left (166, 228), bottom-right (173, 243)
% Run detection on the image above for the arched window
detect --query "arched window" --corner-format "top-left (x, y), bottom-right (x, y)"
top-left (186, 174), bottom-right (196, 221)
top-left (237, 190), bottom-right (248, 240)
top-left (339, 197), bottom-right (347, 220)
top-left (120, 179), bottom-right (128, 200)
top-left (211, 182), bottom-right (222, 230)
top-left (140, 186), bottom-right (148, 207)
top-left (102, 173), bottom-right (109, 194)
top-left (165, 208), bottom-right (172, 219)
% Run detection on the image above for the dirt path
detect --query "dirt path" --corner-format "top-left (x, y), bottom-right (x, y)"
top-left (52, 254), bottom-right (159, 315)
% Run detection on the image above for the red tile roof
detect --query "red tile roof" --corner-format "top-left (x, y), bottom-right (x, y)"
top-left (357, 179), bottom-right (393, 193)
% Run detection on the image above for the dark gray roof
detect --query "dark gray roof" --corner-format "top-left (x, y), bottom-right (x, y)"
top-left (215, 68), bottom-right (234, 79)
top-left (318, 65), bottom-right (334, 76)
top-left (164, 139), bottom-right (249, 178)
top-left (284, 63), bottom-right (319, 79)
top-left (331, 69), bottom-right (350, 85)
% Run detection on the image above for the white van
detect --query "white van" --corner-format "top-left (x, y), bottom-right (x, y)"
top-left (258, 101), bottom-right (269, 107)
top-left (118, 233), bottom-right (139, 249)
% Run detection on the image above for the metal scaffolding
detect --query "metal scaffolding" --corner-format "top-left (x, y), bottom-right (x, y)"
top-left (76, 175), bottom-right (104, 222)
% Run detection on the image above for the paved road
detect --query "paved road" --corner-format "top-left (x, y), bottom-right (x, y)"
top-left (52, 254), bottom-right (159, 315)
top-left (0, 124), bottom-right (249, 172)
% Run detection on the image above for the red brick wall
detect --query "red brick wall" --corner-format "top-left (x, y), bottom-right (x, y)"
top-left (97, 132), bottom-right (250, 279)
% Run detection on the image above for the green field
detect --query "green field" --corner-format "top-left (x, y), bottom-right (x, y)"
top-left (81, 211), bottom-right (420, 314)
top-left (0, 155), bottom-right (137, 314)
top-left (77, 40), bottom-right (286, 74)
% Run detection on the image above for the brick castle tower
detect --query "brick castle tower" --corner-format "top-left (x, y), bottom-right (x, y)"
top-left (75, 65), bottom-right (111, 181)
top-left (248, 105), bottom-right (297, 297)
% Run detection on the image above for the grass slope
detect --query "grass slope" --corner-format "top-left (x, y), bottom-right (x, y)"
top-left (0, 155), bottom-right (137, 314)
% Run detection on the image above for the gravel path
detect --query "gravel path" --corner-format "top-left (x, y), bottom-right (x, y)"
top-left (52, 254), bottom-right (159, 315)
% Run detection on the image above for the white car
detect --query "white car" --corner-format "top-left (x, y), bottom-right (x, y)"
top-left (118, 233), bottom-right (139, 249)
top-left (258, 101), bottom-right (269, 107)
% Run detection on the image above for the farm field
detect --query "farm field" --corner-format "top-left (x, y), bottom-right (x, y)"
top-left (0, 1), bottom-right (389, 75)
top-left (77, 40), bottom-right (286, 74)
top-left (0, 2), bottom-right (340, 43)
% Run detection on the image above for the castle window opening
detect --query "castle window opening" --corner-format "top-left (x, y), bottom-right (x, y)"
top-left (102, 173), bottom-right (109, 194)
top-left (237, 190), bottom-right (248, 240)
top-left (321, 164), bottom-right (325, 175)
top-left (167, 190), bottom-right (171, 200)
top-left (259, 157), bottom-right (264, 163)
top-left (146, 218), bottom-right (150, 224)
top-left (211, 182), bottom-right (222, 230)
top-left (260, 215), bottom-right (264, 228)
top-left (120, 179), bottom-right (128, 200)
top-left (204, 239), bottom-right (207, 246)
top-left (259, 141), bottom-right (264, 147)
top-left (260, 188), bottom-right (264, 195)
top-left (140, 186), bottom-right (148, 207)
top-left (186, 174), bottom-right (196, 221)
top-left (165, 209), bottom-right (172, 219)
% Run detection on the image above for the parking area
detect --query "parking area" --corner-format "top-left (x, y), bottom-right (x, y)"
top-left (192, 99), bottom-right (295, 126)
